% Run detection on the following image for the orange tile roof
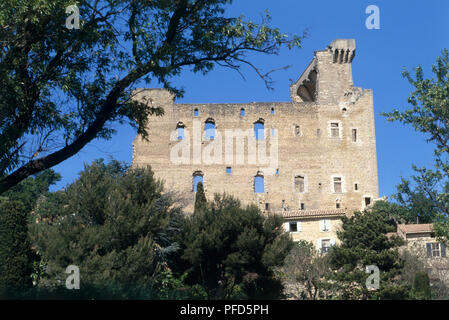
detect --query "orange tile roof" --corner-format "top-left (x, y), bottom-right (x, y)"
top-left (397, 224), bottom-right (433, 234)
top-left (385, 232), bottom-right (398, 239)
top-left (276, 208), bottom-right (347, 219)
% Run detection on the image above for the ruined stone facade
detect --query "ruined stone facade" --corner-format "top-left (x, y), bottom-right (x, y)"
top-left (132, 39), bottom-right (379, 247)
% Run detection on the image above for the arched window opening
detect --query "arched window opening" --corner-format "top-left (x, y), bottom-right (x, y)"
top-left (254, 119), bottom-right (265, 140)
top-left (193, 171), bottom-right (204, 192)
top-left (240, 108), bottom-right (245, 117)
top-left (254, 172), bottom-right (264, 193)
top-left (205, 118), bottom-right (216, 140)
top-left (176, 122), bottom-right (185, 140)
top-left (194, 108), bottom-right (199, 117)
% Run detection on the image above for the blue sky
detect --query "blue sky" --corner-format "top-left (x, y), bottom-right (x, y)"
top-left (51, 0), bottom-right (449, 199)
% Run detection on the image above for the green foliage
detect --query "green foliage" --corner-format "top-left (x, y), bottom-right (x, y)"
top-left (0, 0), bottom-right (305, 193)
top-left (2, 170), bottom-right (61, 215)
top-left (411, 272), bottom-right (432, 300)
top-left (328, 204), bottom-right (410, 300)
top-left (0, 200), bottom-right (34, 297)
top-left (30, 159), bottom-right (182, 299)
top-left (382, 49), bottom-right (449, 241)
top-left (391, 178), bottom-right (439, 224)
top-left (153, 268), bottom-right (208, 300)
top-left (174, 194), bottom-right (294, 299)
top-left (194, 182), bottom-right (207, 213)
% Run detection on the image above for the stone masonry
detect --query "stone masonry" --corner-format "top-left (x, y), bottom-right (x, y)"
top-left (132, 39), bottom-right (380, 247)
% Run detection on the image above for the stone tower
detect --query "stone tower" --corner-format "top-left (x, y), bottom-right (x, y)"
top-left (132, 39), bottom-right (379, 220)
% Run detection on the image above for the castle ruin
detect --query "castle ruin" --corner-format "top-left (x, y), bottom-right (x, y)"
top-left (132, 39), bottom-right (379, 248)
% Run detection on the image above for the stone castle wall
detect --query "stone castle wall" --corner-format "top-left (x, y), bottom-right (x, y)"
top-left (132, 39), bottom-right (379, 217)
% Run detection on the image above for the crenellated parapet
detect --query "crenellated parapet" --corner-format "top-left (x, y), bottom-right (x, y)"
top-left (290, 39), bottom-right (357, 104)
top-left (328, 39), bottom-right (356, 64)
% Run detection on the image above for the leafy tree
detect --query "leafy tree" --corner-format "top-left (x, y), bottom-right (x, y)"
top-left (383, 49), bottom-right (449, 240)
top-left (194, 182), bottom-right (206, 213)
top-left (30, 159), bottom-right (183, 299)
top-left (391, 178), bottom-right (439, 224)
top-left (328, 202), bottom-right (410, 300)
top-left (0, 200), bottom-right (34, 297)
top-left (0, 0), bottom-right (304, 194)
top-left (2, 170), bottom-right (61, 216)
top-left (278, 240), bottom-right (332, 300)
top-left (174, 194), bottom-right (294, 299)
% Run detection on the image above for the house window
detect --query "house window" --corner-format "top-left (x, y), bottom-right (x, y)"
top-left (333, 177), bottom-right (342, 193)
top-left (300, 203), bottom-right (305, 210)
top-left (193, 172), bottom-right (204, 192)
top-left (336, 203), bottom-right (341, 209)
top-left (286, 221), bottom-right (301, 233)
top-left (352, 129), bottom-right (357, 142)
top-left (205, 119), bottom-right (215, 140)
top-left (226, 167), bottom-right (232, 174)
top-left (432, 243), bottom-right (441, 257)
top-left (427, 243), bottom-right (446, 257)
top-left (240, 108), bottom-right (245, 117)
top-left (321, 239), bottom-right (331, 253)
top-left (295, 175), bottom-right (305, 193)
top-left (365, 197), bottom-right (372, 206)
top-left (354, 183), bottom-right (359, 191)
top-left (254, 120), bottom-right (265, 140)
top-left (330, 122), bottom-right (340, 138)
top-left (320, 219), bottom-right (331, 232)
top-left (285, 221), bottom-right (301, 233)
top-left (194, 108), bottom-right (199, 117)
top-left (254, 173), bottom-right (264, 193)
top-left (289, 222), bottom-right (298, 233)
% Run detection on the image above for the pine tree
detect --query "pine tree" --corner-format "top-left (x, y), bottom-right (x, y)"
top-left (328, 201), bottom-right (410, 299)
top-left (175, 194), bottom-right (294, 299)
top-left (0, 200), bottom-right (33, 297)
top-left (194, 182), bottom-right (207, 213)
top-left (30, 159), bottom-right (183, 298)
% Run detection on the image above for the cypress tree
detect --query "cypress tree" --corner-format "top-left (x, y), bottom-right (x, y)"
top-left (412, 272), bottom-right (432, 300)
top-left (194, 182), bottom-right (207, 213)
top-left (0, 200), bottom-right (33, 297)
